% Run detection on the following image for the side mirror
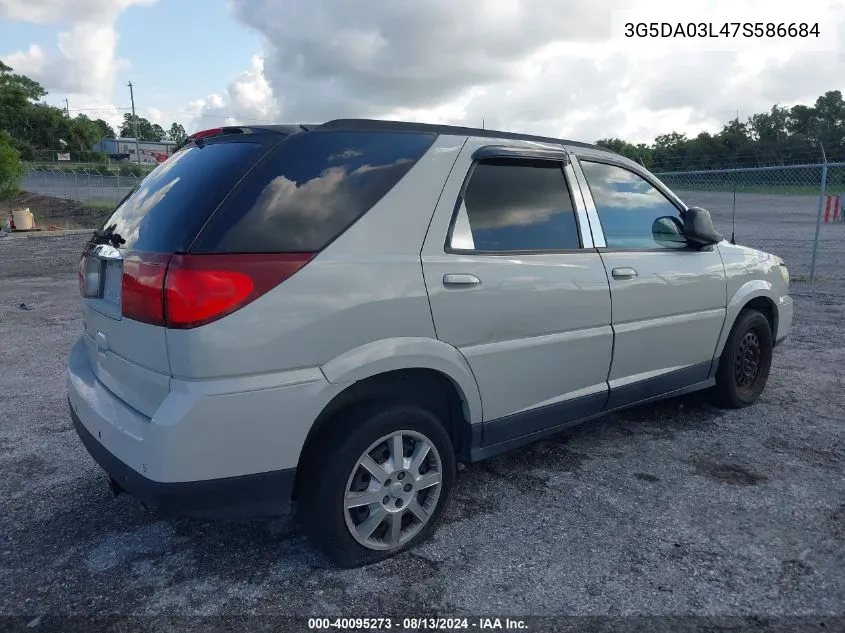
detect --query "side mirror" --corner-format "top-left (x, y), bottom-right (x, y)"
top-left (682, 207), bottom-right (723, 247)
top-left (651, 216), bottom-right (687, 248)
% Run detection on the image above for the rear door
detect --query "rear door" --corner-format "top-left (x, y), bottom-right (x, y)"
top-left (573, 157), bottom-right (727, 409)
top-left (421, 139), bottom-right (613, 446)
top-left (79, 138), bottom-right (272, 417)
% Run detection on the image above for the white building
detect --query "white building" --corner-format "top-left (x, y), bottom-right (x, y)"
top-left (93, 137), bottom-right (177, 164)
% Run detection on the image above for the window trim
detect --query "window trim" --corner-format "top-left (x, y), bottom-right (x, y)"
top-left (444, 155), bottom-right (586, 256)
top-left (575, 156), bottom-right (701, 253)
top-left (472, 144), bottom-right (570, 163)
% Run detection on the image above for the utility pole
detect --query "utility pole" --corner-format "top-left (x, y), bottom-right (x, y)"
top-left (127, 81), bottom-right (141, 165)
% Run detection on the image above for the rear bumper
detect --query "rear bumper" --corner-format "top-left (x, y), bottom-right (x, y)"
top-left (70, 400), bottom-right (296, 519)
top-left (66, 335), bottom-right (335, 519)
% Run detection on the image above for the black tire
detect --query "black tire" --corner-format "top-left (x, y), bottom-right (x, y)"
top-left (713, 309), bottom-right (773, 408)
top-left (299, 402), bottom-right (455, 568)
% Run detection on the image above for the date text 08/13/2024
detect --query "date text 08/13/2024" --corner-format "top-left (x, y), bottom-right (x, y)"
top-left (307, 617), bottom-right (528, 630)
top-left (624, 22), bottom-right (820, 38)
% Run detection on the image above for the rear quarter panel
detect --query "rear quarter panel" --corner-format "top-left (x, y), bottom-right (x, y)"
top-left (166, 134), bottom-right (467, 380)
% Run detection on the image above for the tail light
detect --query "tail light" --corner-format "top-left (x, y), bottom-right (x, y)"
top-left (188, 128), bottom-right (223, 141)
top-left (122, 253), bottom-right (170, 325)
top-left (119, 252), bottom-right (313, 329)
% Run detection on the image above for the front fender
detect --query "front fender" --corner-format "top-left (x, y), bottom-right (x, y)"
top-left (713, 279), bottom-right (776, 358)
top-left (320, 337), bottom-right (483, 423)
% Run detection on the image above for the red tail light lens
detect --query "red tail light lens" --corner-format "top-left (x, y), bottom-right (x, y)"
top-left (121, 254), bottom-right (171, 326)
top-left (163, 253), bottom-right (313, 329)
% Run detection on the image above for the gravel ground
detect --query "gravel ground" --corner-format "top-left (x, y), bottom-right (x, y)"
top-left (0, 234), bottom-right (843, 630)
top-left (676, 190), bottom-right (845, 281)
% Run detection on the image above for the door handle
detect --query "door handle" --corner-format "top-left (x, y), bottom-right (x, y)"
top-left (611, 267), bottom-right (638, 280)
top-left (443, 273), bottom-right (481, 288)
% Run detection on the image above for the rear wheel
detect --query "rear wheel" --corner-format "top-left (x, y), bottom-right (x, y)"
top-left (299, 403), bottom-right (455, 567)
top-left (713, 309), bottom-right (773, 408)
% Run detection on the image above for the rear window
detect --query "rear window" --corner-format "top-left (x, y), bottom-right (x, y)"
top-left (192, 130), bottom-right (436, 253)
top-left (100, 141), bottom-right (264, 252)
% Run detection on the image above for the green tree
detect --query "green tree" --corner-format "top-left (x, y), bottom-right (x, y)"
top-left (0, 60), bottom-right (47, 136)
top-left (167, 122), bottom-right (187, 144)
top-left (93, 118), bottom-right (116, 139)
top-left (652, 132), bottom-right (688, 170)
top-left (0, 131), bottom-right (23, 198)
top-left (119, 113), bottom-right (166, 141)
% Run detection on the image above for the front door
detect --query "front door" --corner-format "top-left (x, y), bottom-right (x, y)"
top-left (574, 157), bottom-right (727, 409)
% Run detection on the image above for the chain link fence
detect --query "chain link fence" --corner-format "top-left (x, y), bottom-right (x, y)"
top-left (20, 166), bottom-right (144, 205)
top-left (656, 162), bottom-right (845, 282)
top-left (18, 160), bottom-right (845, 282)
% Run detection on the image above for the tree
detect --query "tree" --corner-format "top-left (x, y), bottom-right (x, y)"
top-left (94, 118), bottom-right (116, 139)
top-left (652, 132), bottom-right (688, 170)
top-left (0, 60), bottom-right (48, 142)
top-left (0, 131), bottom-right (23, 198)
top-left (168, 122), bottom-right (187, 144)
top-left (596, 138), bottom-right (643, 163)
top-left (119, 113), bottom-right (166, 141)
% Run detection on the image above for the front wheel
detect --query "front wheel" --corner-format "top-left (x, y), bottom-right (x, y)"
top-left (299, 403), bottom-right (455, 568)
top-left (713, 309), bottom-right (773, 408)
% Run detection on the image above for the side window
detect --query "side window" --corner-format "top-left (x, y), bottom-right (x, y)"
top-left (449, 158), bottom-right (581, 252)
top-left (579, 160), bottom-right (687, 250)
top-left (195, 130), bottom-right (436, 253)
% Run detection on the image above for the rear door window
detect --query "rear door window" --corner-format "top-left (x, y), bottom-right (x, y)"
top-left (192, 130), bottom-right (436, 253)
top-left (100, 140), bottom-right (265, 253)
top-left (448, 158), bottom-right (581, 252)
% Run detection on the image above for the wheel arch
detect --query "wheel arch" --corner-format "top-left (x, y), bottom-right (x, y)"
top-left (293, 339), bottom-right (483, 498)
top-left (294, 366), bottom-right (475, 499)
top-left (714, 280), bottom-right (779, 358)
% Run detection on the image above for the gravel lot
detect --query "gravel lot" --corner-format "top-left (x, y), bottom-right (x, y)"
top-left (1, 233), bottom-right (843, 629)
top-left (676, 190), bottom-right (845, 281)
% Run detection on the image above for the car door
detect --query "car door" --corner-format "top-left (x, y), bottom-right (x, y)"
top-left (421, 139), bottom-right (613, 448)
top-left (572, 156), bottom-right (727, 410)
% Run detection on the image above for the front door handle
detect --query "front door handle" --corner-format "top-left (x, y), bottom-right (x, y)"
top-left (611, 267), bottom-right (638, 280)
top-left (443, 273), bottom-right (481, 288)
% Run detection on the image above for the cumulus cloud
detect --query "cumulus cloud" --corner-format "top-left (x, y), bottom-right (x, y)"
top-left (0, 0), bottom-right (156, 24)
top-left (219, 0), bottom-right (845, 143)
top-left (185, 54), bottom-right (277, 132)
top-left (0, 0), bottom-right (158, 132)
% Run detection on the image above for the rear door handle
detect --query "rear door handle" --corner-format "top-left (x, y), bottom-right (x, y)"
top-left (443, 273), bottom-right (481, 288)
top-left (611, 267), bottom-right (638, 280)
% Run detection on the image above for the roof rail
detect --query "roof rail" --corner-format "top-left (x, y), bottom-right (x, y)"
top-left (318, 118), bottom-right (605, 151)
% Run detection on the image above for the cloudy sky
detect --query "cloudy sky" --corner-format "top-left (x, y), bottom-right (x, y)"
top-left (1, 0), bottom-right (843, 143)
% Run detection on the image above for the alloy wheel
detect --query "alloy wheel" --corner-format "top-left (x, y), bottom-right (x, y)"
top-left (343, 430), bottom-right (443, 551)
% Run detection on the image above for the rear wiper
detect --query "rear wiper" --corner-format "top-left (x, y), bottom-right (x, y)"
top-left (92, 223), bottom-right (126, 248)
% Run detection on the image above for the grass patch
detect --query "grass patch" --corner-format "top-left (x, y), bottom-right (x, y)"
top-left (81, 201), bottom-right (117, 210)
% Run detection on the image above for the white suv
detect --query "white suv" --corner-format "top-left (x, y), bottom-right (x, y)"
top-left (68, 119), bottom-right (793, 567)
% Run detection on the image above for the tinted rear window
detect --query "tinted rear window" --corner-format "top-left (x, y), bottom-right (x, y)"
top-left (193, 130), bottom-right (436, 253)
top-left (101, 141), bottom-right (263, 252)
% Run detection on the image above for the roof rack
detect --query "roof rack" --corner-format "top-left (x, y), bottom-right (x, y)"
top-left (317, 118), bottom-right (604, 151)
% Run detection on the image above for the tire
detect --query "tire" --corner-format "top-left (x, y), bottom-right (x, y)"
top-left (713, 309), bottom-right (773, 408)
top-left (299, 402), bottom-right (455, 568)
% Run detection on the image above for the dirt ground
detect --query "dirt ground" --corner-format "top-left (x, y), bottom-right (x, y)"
top-left (0, 192), bottom-right (113, 231)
